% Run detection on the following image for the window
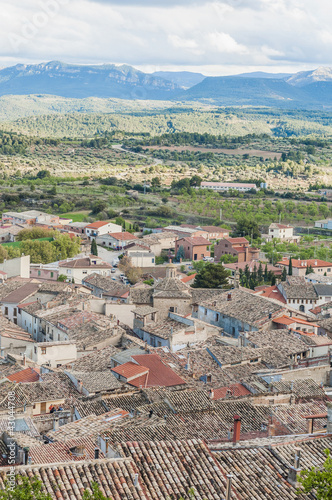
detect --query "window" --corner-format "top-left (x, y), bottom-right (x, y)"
top-left (41, 347), bottom-right (47, 355)
top-left (204, 309), bottom-right (207, 316)
top-left (299, 305), bottom-right (305, 312)
top-left (13, 308), bottom-right (17, 316)
top-left (58, 334), bottom-right (60, 340)
top-left (216, 313), bottom-right (219, 322)
top-left (4, 307), bottom-right (8, 316)
top-left (169, 307), bottom-right (175, 312)
top-left (38, 271), bottom-right (41, 276)
top-left (50, 272), bottom-right (54, 278)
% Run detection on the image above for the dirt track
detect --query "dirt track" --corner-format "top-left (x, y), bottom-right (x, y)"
top-left (145, 145), bottom-right (282, 160)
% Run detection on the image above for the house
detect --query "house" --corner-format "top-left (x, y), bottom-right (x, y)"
top-left (214, 237), bottom-right (260, 263)
top-left (96, 232), bottom-right (138, 250)
top-left (0, 316), bottom-right (34, 357)
top-left (58, 255), bottom-right (112, 283)
top-left (277, 276), bottom-right (332, 313)
top-left (141, 231), bottom-right (176, 256)
top-left (30, 263), bottom-right (59, 281)
top-left (162, 225), bottom-right (208, 239)
top-left (1, 282), bottom-right (41, 324)
top-left (2, 210), bottom-right (60, 226)
top-left (223, 261), bottom-right (282, 279)
top-left (175, 236), bottom-right (211, 261)
top-left (277, 258), bottom-right (332, 276)
top-left (82, 273), bottom-right (130, 302)
top-left (200, 182), bottom-right (257, 192)
top-left (266, 223), bottom-right (300, 242)
top-left (63, 222), bottom-right (89, 235)
top-left (192, 288), bottom-right (286, 338)
top-left (111, 353), bottom-right (186, 388)
top-left (124, 246), bottom-right (156, 267)
top-left (314, 219), bottom-right (332, 229)
top-left (85, 221), bottom-right (122, 240)
top-left (132, 310), bottom-right (210, 350)
top-left (0, 254), bottom-right (30, 279)
top-left (32, 341), bottom-right (77, 368)
top-left (200, 226), bottom-right (230, 240)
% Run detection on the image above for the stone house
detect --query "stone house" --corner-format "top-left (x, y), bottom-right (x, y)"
top-left (175, 236), bottom-right (211, 261)
top-left (214, 237), bottom-right (259, 263)
top-left (96, 232), bottom-right (138, 250)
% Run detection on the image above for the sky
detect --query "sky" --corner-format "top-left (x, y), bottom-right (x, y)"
top-left (1, 0), bottom-right (332, 75)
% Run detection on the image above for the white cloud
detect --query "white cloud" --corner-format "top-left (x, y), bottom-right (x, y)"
top-left (0, 0), bottom-right (331, 73)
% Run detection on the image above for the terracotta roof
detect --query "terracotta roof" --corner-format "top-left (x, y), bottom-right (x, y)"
top-left (181, 273), bottom-right (197, 283)
top-left (278, 258), bottom-right (332, 268)
top-left (1, 283), bottom-right (40, 303)
top-left (225, 237), bottom-right (249, 244)
top-left (28, 437), bottom-right (104, 464)
top-left (176, 236), bottom-right (211, 246)
top-left (212, 383), bottom-right (251, 400)
top-left (131, 354), bottom-right (186, 387)
top-left (86, 221), bottom-right (111, 229)
top-left (255, 285), bottom-right (286, 303)
top-left (7, 367), bottom-right (40, 383)
top-left (107, 232), bottom-right (138, 241)
top-left (111, 362), bottom-right (149, 381)
top-left (59, 257), bottom-right (111, 269)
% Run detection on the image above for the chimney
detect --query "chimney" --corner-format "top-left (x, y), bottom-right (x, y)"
top-left (105, 437), bottom-right (109, 455)
top-left (209, 388), bottom-right (214, 399)
top-left (288, 448), bottom-right (302, 487)
top-left (77, 380), bottom-right (83, 394)
top-left (22, 353), bottom-right (26, 366)
top-left (232, 415), bottom-right (241, 444)
top-left (134, 473), bottom-right (139, 488)
top-left (53, 417), bottom-right (59, 431)
top-left (185, 352), bottom-right (190, 371)
top-left (23, 447), bottom-right (29, 465)
top-left (227, 293), bottom-right (232, 301)
top-left (225, 474), bottom-right (233, 500)
top-left (94, 448), bottom-right (100, 459)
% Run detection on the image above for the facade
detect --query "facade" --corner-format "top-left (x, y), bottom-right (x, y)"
top-left (58, 255), bottom-right (112, 283)
top-left (192, 288), bottom-right (286, 338)
top-left (127, 251), bottom-right (155, 267)
top-left (85, 221), bottom-right (122, 240)
top-left (2, 210), bottom-right (60, 226)
top-left (200, 182), bottom-right (257, 192)
top-left (268, 223), bottom-right (295, 240)
top-left (32, 341), bottom-right (77, 368)
top-left (30, 264), bottom-right (59, 281)
top-left (175, 236), bottom-right (211, 261)
top-left (200, 226), bottom-right (230, 240)
top-left (215, 237), bottom-right (260, 263)
top-left (63, 222), bottom-right (89, 235)
top-left (314, 219), bottom-right (332, 229)
top-left (0, 255), bottom-right (30, 279)
top-left (277, 258), bottom-right (332, 276)
top-left (162, 226), bottom-right (208, 239)
top-left (96, 232), bottom-right (138, 250)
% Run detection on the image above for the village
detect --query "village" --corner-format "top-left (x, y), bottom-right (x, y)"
top-left (0, 206), bottom-right (331, 499)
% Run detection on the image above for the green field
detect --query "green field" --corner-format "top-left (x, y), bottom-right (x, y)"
top-left (61, 212), bottom-right (90, 222)
top-left (2, 237), bottom-right (54, 248)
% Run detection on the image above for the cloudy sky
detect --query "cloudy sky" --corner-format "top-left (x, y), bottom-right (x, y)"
top-left (1, 0), bottom-right (331, 75)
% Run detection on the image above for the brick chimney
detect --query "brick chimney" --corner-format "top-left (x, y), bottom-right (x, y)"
top-left (233, 415), bottom-right (241, 444)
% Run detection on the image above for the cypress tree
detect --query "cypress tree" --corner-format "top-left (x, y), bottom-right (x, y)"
top-left (91, 239), bottom-right (98, 256)
top-left (288, 259), bottom-right (293, 276)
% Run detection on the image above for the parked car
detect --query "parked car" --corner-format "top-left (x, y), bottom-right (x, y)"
top-left (111, 268), bottom-right (116, 273)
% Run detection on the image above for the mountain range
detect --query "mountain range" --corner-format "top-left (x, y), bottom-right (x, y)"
top-left (1, 61), bottom-right (332, 109)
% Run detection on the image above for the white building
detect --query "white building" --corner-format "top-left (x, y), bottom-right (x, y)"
top-left (200, 182), bottom-right (257, 192)
top-left (268, 223), bottom-right (297, 241)
top-left (31, 341), bottom-right (77, 368)
top-left (96, 232), bottom-right (138, 250)
top-left (127, 251), bottom-right (155, 267)
top-left (85, 221), bottom-right (122, 240)
top-left (58, 255), bottom-right (112, 283)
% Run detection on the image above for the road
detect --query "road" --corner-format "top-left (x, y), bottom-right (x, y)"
top-left (97, 247), bottom-right (124, 280)
top-left (112, 144), bottom-right (163, 165)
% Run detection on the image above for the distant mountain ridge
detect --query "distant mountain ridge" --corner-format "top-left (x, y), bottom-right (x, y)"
top-left (0, 61), bottom-right (332, 108)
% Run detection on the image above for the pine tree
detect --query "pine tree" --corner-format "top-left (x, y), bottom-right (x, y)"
top-left (257, 263), bottom-right (263, 283)
top-left (91, 239), bottom-right (98, 256)
top-left (288, 259), bottom-right (293, 276)
top-left (264, 264), bottom-right (268, 282)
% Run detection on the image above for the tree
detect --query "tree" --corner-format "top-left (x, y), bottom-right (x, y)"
top-left (91, 239), bottom-right (98, 256)
top-left (36, 169), bottom-right (51, 179)
top-left (306, 264), bottom-right (314, 275)
top-left (282, 266), bottom-right (287, 281)
top-left (0, 245), bottom-right (8, 263)
top-left (192, 263), bottom-right (230, 289)
top-left (297, 449), bottom-right (332, 500)
top-left (234, 217), bottom-right (261, 239)
top-left (176, 245), bottom-right (185, 262)
top-left (288, 259), bottom-right (293, 276)
top-left (58, 274), bottom-right (67, 282)
top-left (0, 477), bottom-right (52, 500)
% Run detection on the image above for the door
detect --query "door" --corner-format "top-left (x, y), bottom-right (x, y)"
top-left (194, 254), bottom-right (197, 260)
top-left (40, 402), bottom-right (47, 414)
